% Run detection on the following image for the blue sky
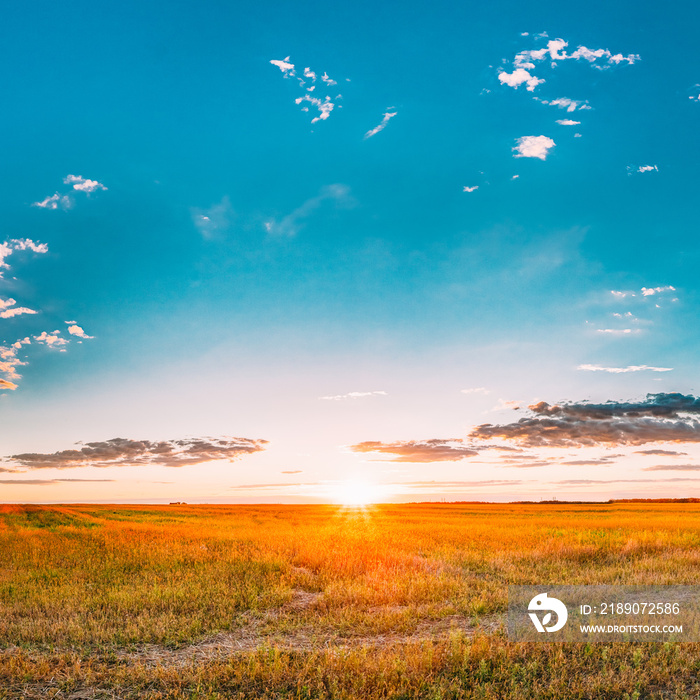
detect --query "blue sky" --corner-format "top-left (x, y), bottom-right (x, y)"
top-left (2, 0), bottom-right (700, 503)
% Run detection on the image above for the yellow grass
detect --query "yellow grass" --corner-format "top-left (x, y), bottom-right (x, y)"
top-left (0, 502), bottom-right (699, 698)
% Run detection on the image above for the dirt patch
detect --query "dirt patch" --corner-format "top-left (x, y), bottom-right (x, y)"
top-left (123, 613), bottom-right (503, 667)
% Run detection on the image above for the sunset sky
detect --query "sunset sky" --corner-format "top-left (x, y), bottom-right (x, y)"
top-left (2, 0), bottom-right (700, 503)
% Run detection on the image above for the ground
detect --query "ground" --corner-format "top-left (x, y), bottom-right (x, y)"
top-left (0, 502), bottom-right (699, 698)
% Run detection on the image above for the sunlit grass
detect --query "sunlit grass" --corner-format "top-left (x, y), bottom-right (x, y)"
top-left (1, 502), bottom-right (700, 697)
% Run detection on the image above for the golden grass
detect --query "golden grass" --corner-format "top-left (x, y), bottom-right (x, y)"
top-left (0, 502), bottom-right (699, 698)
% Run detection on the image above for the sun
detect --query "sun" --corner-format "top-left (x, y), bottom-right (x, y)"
top-left (334, 478), bottom-right (382, 507)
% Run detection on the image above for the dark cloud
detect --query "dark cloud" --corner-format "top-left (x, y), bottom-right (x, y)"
top-left (470, 393), bottom-right (700, 447)
top-left (5, 436), bottom-right (267, 469)
top-left (643, 464), bottom-right (700, 472)
top-left (634, 449), bottom-right (688, 456)
top-left (350, 439), bottom-right (479, 462)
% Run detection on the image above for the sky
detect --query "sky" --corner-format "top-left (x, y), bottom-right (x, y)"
top-left (2, 0), bottom-right (700, 504)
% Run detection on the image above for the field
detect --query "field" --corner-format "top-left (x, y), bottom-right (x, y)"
top-left (1, 502), bottom-right (700, 699)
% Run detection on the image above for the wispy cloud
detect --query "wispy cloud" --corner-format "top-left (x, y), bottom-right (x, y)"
top-left (462, 387), bottom-right (490, 395)
top-left (643, 464), bottom-right (700, 472)
top-left (33, 175), bottom-right (107, 211)
top-left (32, 193), bottom-right (73, 210)
top-left (537, 97), bottom-right (591, 112)
top-left (513, 135), bottom-right (555, 160)
top-left (264, 184), bottom-right (351, 237)
top-left (350, 439), bottom-right (479, 462)
top-left (628, 164), bottom-right (659, 175)
top-left (634, 449), bottom-right (687, 456)
top-left (596, 328), bottom-right (641, 335)
top-left (191, 196), bottom-right (233, 239)
top-left (5, 436), bottom-right (268, 470)
top-left (364, 110), bottom-right (397, 139)
top-left (577, 364), bottom-right (672, 374)
top-left (0, 478), bottom-right (115, 485)
top-left (470, 393), bottom-right (700, 447)
top-left (556, 119), bottom-right (581, 125)
top-left (319, 390), bottom-right (387, 401)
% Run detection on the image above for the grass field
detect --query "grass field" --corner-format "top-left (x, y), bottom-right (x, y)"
top-left (1, 502), bottom-right (700, 698)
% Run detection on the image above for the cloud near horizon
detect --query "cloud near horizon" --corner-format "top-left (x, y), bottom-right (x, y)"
top-left (319, 390), bottom-right (387, 401)
top-left (350, 439), bottom-right (479, 462)
top-left (5, 436), bottom-right (268, 469)
top-left (469, 393), bottom-right (700, 447)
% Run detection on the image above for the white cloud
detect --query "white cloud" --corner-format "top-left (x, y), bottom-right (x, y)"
top-left (32, 193), bottom-right (73, 210)
top-left (608, 53), bottom-right (640, 65)
top-left (463, 186), bottom-right (479, 193)
top-left (596, 328), bottom-right (641, 335)
top-left (611, 290), bottom-right (635, 299)
top-left (295, 94), bottom-right (335, 123)
top-left (628, 164), bottom-right (658, 174)
top-left (191, 196), bottom-right (233, 239)
top-left (270, 56), bottom-right (295, 75)
top-left (461, 387), bottom-right (490, 395)
top-left (63, 175), bottom-right (107, 193)
top-left (0, 239), bottom-right (48, 277)
top-left (0, 299), bottom-right (38, 319)
top-left (265, 184), bottom-right (351, 237)
top-left (270, 57), bottom-right (340, 122)
top-left (513, 135), bottom-right (555, 160)
top-left (498, 68), bottom-right (545, 91)
top-left (11, 239), bottom-right (49, 254)
top-left (556, 119), bottom-right (581, 125)
top-left (34, 330), bottom-right (69, 350)
top-left (0, 341), bottom-right (29, 380)
top-left (511, 174), bottom-right (520, 180)
top-left (641, 285), bottom-right (675, 296)
top-left (319, 391), bottom-right (387, 401)
top-left (364, 110), bottom-right (397, 139)
top-left (578, 364), bottom-right (672, 373)
top-left (538, 97), bottom-right (591, 112)
top-left (67, 324), bottom-right (93, 339)
top-left (512, 37), bottom-right (639, 69)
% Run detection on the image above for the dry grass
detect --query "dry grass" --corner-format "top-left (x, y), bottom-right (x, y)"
top-left (0, 502), bottom-right (699, 698)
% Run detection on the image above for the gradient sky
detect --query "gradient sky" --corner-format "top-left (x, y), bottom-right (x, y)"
top-left (2, 0), bottom-right (700, 503)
